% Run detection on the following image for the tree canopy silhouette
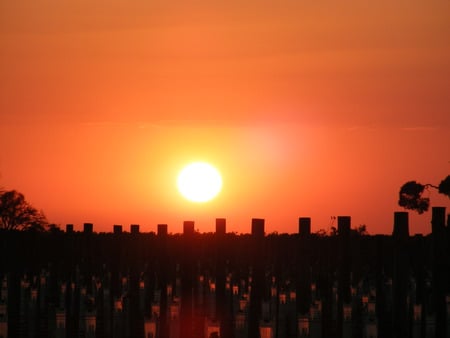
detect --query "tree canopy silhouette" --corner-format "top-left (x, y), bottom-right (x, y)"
top-left (398, 175), bottom-right (450, 213)
top-left (0, 190), bottom-right (48, 231)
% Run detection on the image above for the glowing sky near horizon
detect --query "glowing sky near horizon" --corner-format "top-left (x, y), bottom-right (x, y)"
top-left (0, 0), bottom-right (449, 234)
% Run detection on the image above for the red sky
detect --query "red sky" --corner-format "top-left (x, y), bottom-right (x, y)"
top-left (1, 0), bottom-right (449, 234)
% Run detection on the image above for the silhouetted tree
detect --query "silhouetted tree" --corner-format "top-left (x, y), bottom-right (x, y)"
top-left (313, 228), bottom-right (328, 237)
top-left (48, 223), bottom-right (63, 233)
top-left (330, 226), bottom-right (338, 236)
top-left (312, 227), bottom-right (339, 237)
top-left (398, 175), bottom-right (450, 213)
top-left (0, 190), bottom-right (48, 231)
top-left (351, 224), bottom-right (368, 236)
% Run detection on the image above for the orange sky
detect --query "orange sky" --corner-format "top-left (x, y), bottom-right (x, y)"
top-left (1, 0), bottom-right (449, 234)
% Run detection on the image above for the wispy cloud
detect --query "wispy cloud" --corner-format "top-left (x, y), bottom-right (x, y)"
top-left (400, 126), bottom-right (440, 132)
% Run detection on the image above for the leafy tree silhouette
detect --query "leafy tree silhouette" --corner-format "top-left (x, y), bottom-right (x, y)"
top-left (398, 175), bottom-right (450, 213)
top-left (0, 190), bottom-right (48, 230)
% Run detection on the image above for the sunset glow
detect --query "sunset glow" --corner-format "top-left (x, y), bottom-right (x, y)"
top-left (0, 0), bottom-right (449, 234)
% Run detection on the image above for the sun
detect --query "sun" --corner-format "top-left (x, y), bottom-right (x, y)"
top-left (177, 162), bottom-right (222, 203)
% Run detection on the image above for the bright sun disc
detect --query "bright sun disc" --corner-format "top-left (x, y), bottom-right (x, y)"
top-left (177, 162), bottom-right (222, 202)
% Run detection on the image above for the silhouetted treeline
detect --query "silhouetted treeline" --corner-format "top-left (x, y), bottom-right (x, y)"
top-left (0, 229), bottom-right (401, 280)
top-left (0, 214), bottom-right (449, 338)
top-left (0, 228), bottom-right (448, 301)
